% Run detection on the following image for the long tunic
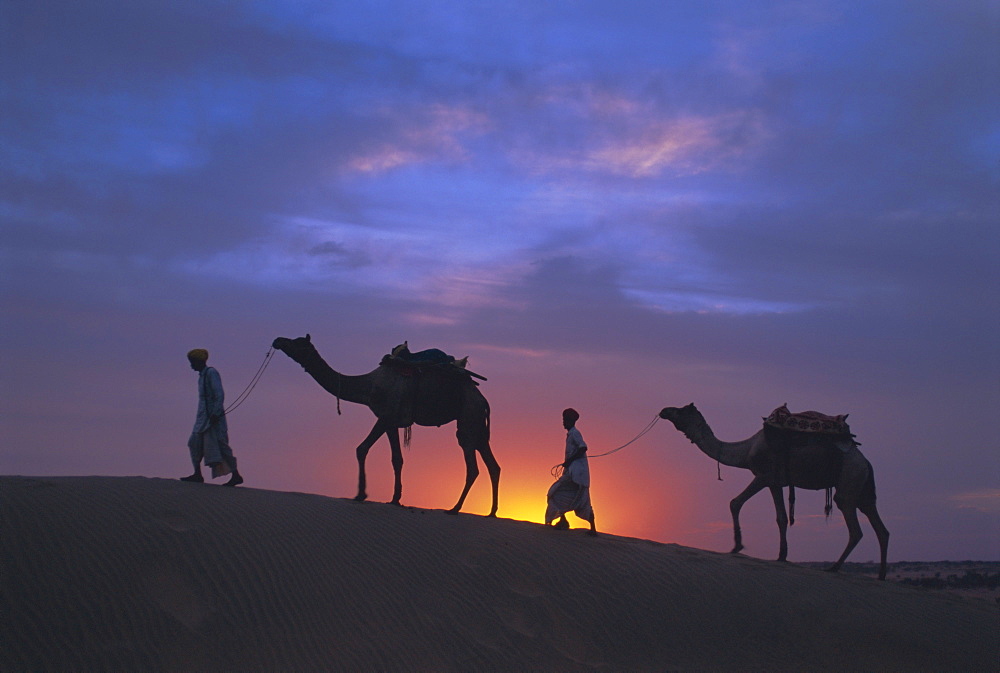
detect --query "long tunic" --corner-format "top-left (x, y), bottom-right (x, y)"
top-left (563, 427), bottom-right (590, 487)
top-left (545, 426), bottom-right (594, 523)
top-left (187, 366), bottom-right (235, 473)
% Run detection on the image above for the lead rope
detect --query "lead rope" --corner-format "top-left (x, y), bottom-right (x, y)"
top-left (551, 415), bottom-right (660, 479)
top-left (223, 347), bottom-right (275, 415)
top-left (587, 415), bottom-right (660, 458)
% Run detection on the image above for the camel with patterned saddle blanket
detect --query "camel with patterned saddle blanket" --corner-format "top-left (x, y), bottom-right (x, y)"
top-left (659, 403), bottom-right (890, 580)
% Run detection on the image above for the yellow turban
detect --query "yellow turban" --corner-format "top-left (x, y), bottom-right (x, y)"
top-left (187, 348), bottom-right (209, 362)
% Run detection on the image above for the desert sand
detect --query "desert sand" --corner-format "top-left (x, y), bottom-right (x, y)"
top-left (2, 476), bottom-right (997, 672)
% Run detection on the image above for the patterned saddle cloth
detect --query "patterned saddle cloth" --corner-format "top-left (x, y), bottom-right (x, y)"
top-left (764, 404), bottom-right (857, 447)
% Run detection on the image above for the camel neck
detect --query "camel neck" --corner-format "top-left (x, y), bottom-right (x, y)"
top-left (295, 350), bottom-right (371, 406)
top-left (687, 422), bottom-right (754, 469)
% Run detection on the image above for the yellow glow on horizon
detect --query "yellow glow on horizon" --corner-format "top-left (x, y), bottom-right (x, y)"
top-left (497, 495), bottom-right (546, 526)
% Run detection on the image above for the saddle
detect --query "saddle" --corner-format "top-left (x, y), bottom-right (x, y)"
top-left (764, 403), bottom-right (854, 437)
top-left (380, 341), bottom-right (487, 381)
top-left (764, 403), bottom-right (858, 454)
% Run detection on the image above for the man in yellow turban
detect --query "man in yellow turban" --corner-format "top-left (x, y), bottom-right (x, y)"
top-left (182, 349), bottom-right (244, 486)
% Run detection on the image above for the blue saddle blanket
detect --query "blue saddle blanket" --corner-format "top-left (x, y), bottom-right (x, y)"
top-left (390, 342), bottom-right (454, 365)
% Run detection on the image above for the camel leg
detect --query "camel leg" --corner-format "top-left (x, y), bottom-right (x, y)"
top-left (769, 485), bottom-right (789, 562)
top-left (476, 442), bottom-right (501, 517)
top-left (828, 506), bottom-right (863, 574)
top-left (450, 402), bottom-right (496, 516)
top-left (860, 503), bottom-right (890, 580)
top-left (730, 476), bottom-right (768, 554)
top-left (355, 421), bottom-right (387, 502)
top-left (386, 427), bottom-right (404, 506)
top-left (448, 446), bottom-right (480, 515)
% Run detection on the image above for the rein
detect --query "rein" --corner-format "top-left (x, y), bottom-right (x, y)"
top-left (223, 347), bottom-right (276, 415)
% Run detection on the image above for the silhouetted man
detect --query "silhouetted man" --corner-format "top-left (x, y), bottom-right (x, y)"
top-left (182, 349), bottom-right (243, 486)
top-left (545, 408), bottom-right (596, 535)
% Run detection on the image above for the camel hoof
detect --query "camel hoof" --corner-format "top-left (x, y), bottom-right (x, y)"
top-left (825, 565), bottom-right (841, 573)
top-left (354, 494), bottom-right (367, 502)
top-left (730, 545), bottom-right (744, 555)
top-left (445, 507), bottom-right (460, 515)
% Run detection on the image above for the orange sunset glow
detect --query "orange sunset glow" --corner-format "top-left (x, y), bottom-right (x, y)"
top-left (258, 356), bottom-right (694, 545)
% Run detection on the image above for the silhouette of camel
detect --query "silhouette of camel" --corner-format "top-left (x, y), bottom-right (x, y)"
top-left (273, 334), bottom-right (500, 516)
top-left (660, 403), bottom-right (890, 579)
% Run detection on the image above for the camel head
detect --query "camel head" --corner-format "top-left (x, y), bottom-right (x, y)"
top-left (272, 334), bottom-right (315, 361)
top-left (659, 403), bottom-right (706, 443)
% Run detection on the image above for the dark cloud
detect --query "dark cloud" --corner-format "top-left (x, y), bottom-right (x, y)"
top-left (307, 241), bottom-right (372, 269)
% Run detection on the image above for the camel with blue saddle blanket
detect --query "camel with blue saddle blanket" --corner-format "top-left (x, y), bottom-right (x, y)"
top-left (272, 334), bottom-right (500, 516)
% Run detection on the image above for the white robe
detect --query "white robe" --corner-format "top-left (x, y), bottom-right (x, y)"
top-left (545, 426), bottom-right (593, 523)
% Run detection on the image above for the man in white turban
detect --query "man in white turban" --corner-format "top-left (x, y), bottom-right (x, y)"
top-left (545, 408), bottom-right (596, 535)
top-left (182, 349), bottom-right (243, 486)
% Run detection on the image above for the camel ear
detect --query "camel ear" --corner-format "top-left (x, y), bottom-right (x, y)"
top-left (306, 333), bottom-right (311, 342)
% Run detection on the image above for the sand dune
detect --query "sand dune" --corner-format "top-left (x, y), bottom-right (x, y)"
top-left (2, 476), bottom-right (996, 672)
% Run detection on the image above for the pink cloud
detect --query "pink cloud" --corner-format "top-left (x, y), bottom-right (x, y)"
top-left (950, 490), bottom-right (1000, 514)
top-left (590, 112), bottom-right (767, 177)
top-left (346, 104), bottom-right (491, 174)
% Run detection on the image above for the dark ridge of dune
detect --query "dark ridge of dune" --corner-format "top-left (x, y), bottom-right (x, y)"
top-left (2, 476), bottom-right (997, 672)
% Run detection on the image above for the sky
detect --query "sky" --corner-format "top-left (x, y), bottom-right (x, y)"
top-left (2, 0), bottom-right (998, 562)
